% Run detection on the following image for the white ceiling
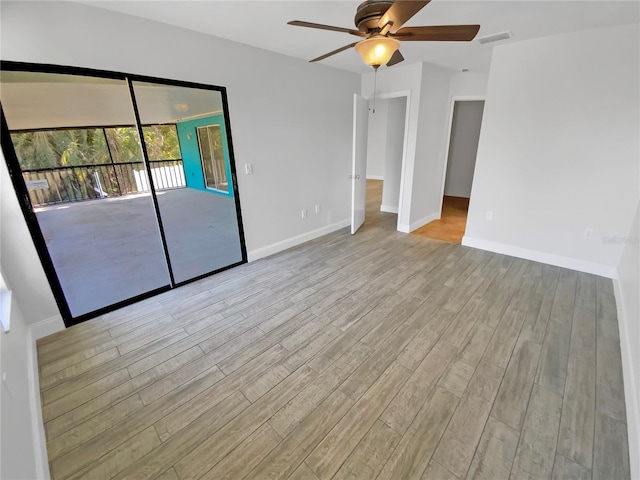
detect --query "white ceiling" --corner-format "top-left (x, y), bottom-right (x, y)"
top-left (84, 0), bottom-right (640, 74)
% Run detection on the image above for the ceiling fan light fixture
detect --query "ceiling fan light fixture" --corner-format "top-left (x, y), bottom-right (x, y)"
top-left (355, 36), bottom-right (399, 67)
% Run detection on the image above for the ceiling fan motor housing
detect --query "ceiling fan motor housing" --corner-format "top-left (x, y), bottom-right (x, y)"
top-left (355, 0), bottom-right (394, 32)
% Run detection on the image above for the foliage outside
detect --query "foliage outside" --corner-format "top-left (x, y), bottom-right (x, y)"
top-left (11, 125), bottom-right (180, 170)
top-left (11, 125), bottom-right (182, 205)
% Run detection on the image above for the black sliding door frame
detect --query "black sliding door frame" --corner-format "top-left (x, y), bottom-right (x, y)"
top-left (0, 61), bottom-right (248, 327)
top-left (126, 78), bottom-right (176, 286)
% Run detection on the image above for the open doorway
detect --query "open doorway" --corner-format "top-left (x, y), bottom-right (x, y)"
top-left (413, 99), bottom-right (484, 243)
top-left (364, 95), bottom-right (408, 232)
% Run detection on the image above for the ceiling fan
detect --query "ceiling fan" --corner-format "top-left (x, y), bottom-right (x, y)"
top-left (289, 0), bottom-right (480, 69)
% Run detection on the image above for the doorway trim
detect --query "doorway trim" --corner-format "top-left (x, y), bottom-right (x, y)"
top-left (438, 95), bottom-right (485, 218)
top-left (365, 90), bottom-right (411, 233)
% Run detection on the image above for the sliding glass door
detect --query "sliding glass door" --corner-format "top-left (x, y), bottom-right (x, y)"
top-left (131, 80), bottom-right (244, 284)
top-left (0, 70), bottom-right (172, 318)
top-left (0, 64), bottom-right (246, 325)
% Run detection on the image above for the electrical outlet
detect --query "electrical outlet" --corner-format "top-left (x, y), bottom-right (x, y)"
top-left (315, 204), bottom-right (321, 214)
top-left (301, 209), bottom-right (307, 219)
top-left (485, 211), bottom-right (493, 221)
top-left (244, 164), bottom-right (253, 175)
top-left (584, 228), bottom-right (593, 239)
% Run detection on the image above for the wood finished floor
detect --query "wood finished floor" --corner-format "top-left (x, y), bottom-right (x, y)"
top-left (412, 194), bottom-right (470, 244)
top-left (37, 182), bottom-right (630, 480)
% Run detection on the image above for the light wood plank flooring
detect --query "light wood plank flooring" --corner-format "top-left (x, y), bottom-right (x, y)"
top-left (37, 183), bottom-right (630, 480)
top-left (412, 195), bottom-right (470, 244)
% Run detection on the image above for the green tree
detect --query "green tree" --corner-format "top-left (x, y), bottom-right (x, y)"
top-left (10, 128), bottom-right (109, 170)
top-left (11, 125), bottom-right (181, 170)
top-left (104, 127), bottom-right (143, 163)
top-left (142, 125), bottom-right (180, 161)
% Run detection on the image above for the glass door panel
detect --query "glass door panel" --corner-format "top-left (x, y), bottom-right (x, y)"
top-left (131, 80), bottom-right (244, 284)
top-left (0, 70), bottom-right (171, 318)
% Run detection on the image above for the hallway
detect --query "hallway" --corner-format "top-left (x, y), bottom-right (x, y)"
top-left (412, 196), bottom-right (470, 244)
top-left (365, 180), bottom-right (468, 244)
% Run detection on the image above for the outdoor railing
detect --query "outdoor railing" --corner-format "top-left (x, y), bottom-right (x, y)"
top-left (22, 160), bottom-right (186, 207)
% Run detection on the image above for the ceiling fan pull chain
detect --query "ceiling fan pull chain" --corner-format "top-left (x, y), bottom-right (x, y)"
top-left (372, 67), bottom-right (378, 114)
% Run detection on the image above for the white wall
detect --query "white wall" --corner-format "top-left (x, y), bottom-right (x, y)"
top-left (0, 151), bottom-right (59, 326)
top-left (464, 23), bottom-right (640, 277)
top-left (444, 100), bottom-right (484, 198)
top-left (0, 0), bottom-right (360, 317)
top-left (448, 71), bottom-right (489, 98)
top-left (366, 99), bottom-right (388, 180)
top-left (409, 63), bottom-right (453, 230)
top-left (615, 201), bottom-right (640, 479)
top-left (381, 97), bottom-right (406, 213)
top-left (0, 292), bottom-right (49, 480)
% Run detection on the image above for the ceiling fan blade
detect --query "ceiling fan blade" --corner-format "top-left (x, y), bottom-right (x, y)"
top-left (387, 50), bottom-right (405, 66)
top-left (378, 0), bottom-right (431, 31)
top-left (309, 42), bottom-right (359, 62)
top-left (288, 20), bottom-right (366, 37)
top-left (393, 25), bottom-right (481, 41)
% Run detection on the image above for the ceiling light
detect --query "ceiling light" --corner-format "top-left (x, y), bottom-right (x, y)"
top-left (355, 36), bottom-right (400, 68)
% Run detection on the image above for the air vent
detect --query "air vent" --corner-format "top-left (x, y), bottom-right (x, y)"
top-left (476, 31), bottom-right (513, 45)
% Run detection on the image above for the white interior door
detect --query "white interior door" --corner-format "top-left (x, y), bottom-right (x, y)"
top-left (351, 94), bottom-right (368, 234)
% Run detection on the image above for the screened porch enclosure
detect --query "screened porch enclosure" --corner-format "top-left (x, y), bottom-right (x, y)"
top-left (0, 68), bottom-right (245, 322)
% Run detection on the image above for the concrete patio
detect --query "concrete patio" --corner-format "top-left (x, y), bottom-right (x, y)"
top-left (35, 187), bottom-right (243, 317)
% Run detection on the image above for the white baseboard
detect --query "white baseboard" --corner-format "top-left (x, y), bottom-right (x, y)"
top-left (366, 175), bottom-right (384, 180)
top-left (30, 314), bottom-right (65, 341)
top-left (613, 274), bottom-right (640, 480)
top-left (247, 219), bottom-right (350, 262)
top-left (380, 204), bottom-right (398, 214)
top-left (410, 213), bottom-right (439, 232)
top-left (398, 213), bottom-right (440, 233)
top-left (461, 236), bottom-right (616, 278)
